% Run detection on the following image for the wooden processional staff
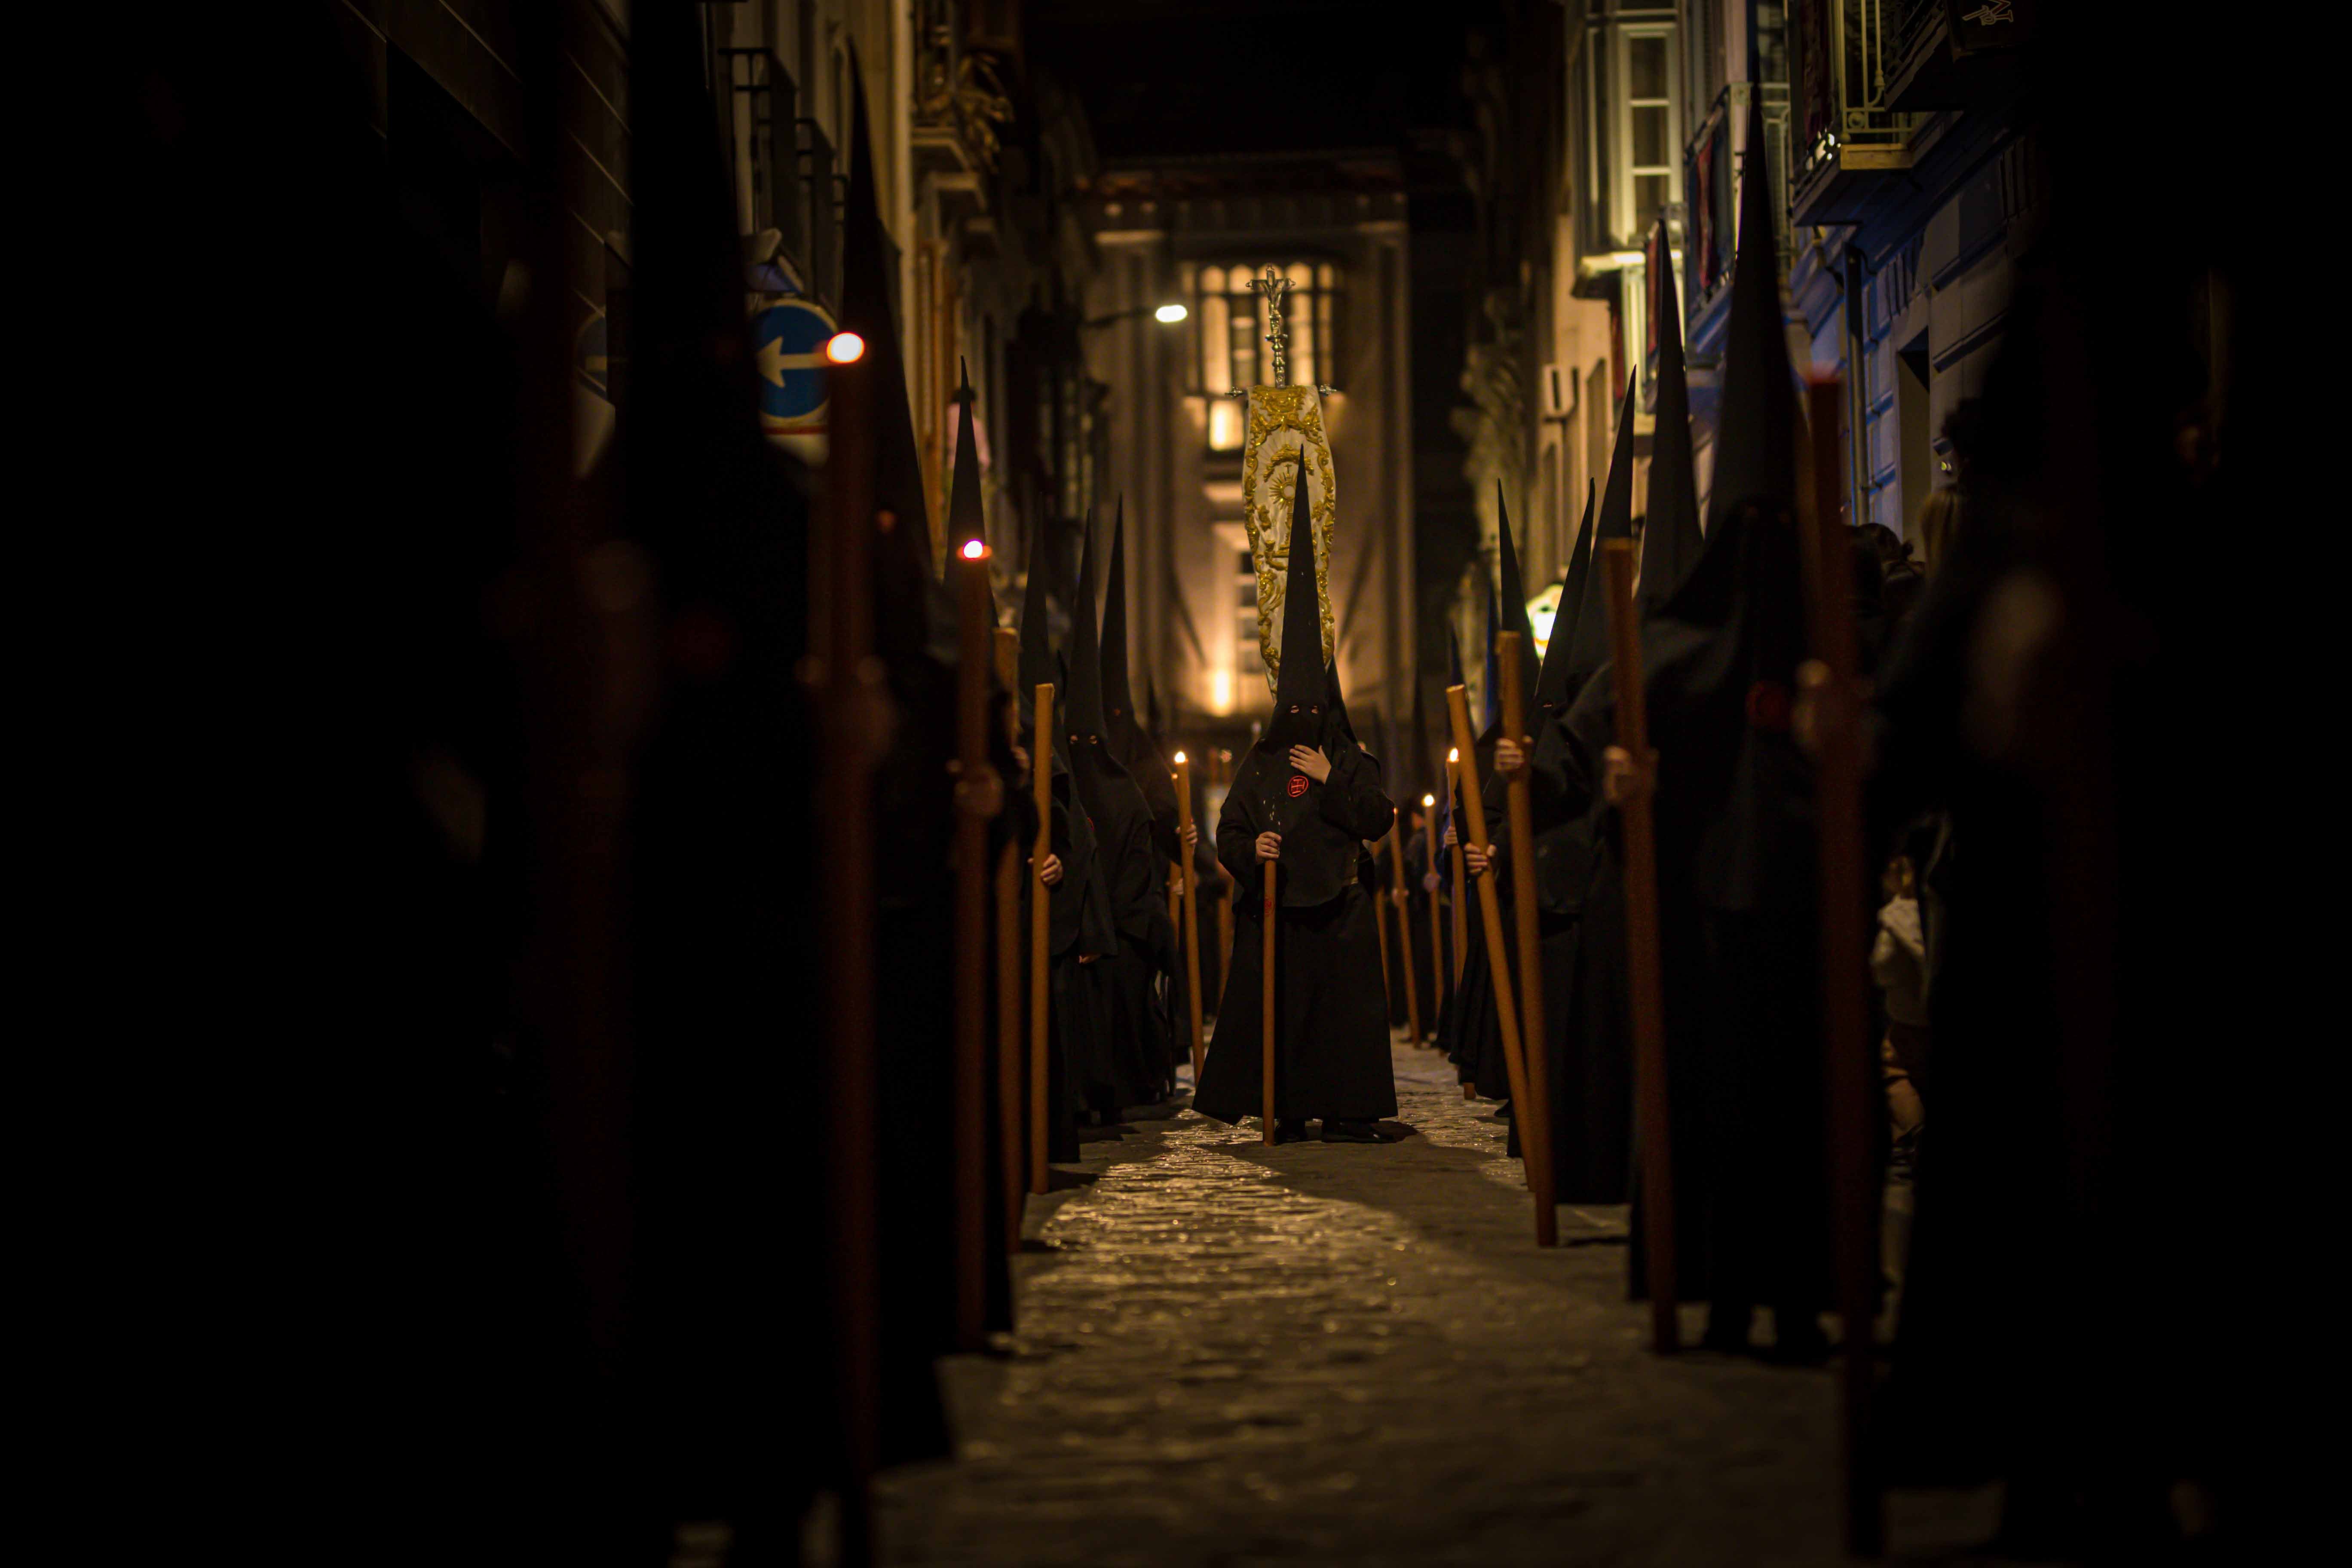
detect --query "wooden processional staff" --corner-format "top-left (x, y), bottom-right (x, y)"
top-left (1261, 854), bottom-right (1278, 1144)
top-left (1422, 793), bottom-right (1445, 1041)
top-left (949, 546), bottom-right (993, 1351)
top-left (1028, 682), bottom-right (1054, 1194)
top-left (1447, 753), bottom-right (1469, 990)
top-left (1214, 750), bottom-right (1235, 981)
top-left (1600, 540), bottom-right (1678, 1354)
top-left (1496, 632), bottom-right (1557, 1244)
top-left (1172, 752), bottom-right (1207, 1086)
top-left (992, 627), bottom-right (1024, 1248)
top-left (1388, 819), bottom-right (1422, 1046)
top-left (1445, 683), bottom-right (1551, 1247)
top-left (1797, 375), bottom-right (1884, 1558)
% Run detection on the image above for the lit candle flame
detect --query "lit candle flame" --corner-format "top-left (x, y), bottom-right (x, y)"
top-left (1171, 750), bottom-right (1186, 764)
top-left (1422, 793), bottom-right (1435, 807)
top-left (824, 331), bottom-right (866, 364)
top-left (1448, 747), bottom-right (1460, 763)
top-left (960, 539), bottom-right (986, 560)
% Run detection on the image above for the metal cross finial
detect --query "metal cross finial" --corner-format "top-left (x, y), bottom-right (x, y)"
top-left (1248, 265), bottom-right (1292, 388)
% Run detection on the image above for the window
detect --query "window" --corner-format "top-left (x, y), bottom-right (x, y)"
top-left (1194, 261), bottom-right (1344, 450)
top-left (1622, 29), bottom-right (1678, 244)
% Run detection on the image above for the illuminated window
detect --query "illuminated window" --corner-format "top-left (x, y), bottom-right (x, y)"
top-left (1623, 30), bottom-right (1678, 243)
top-left (1192, 261), bottom-right (1344, 450)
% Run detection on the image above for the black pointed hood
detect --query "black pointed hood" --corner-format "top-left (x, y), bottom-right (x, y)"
top-left (944, 357), bottom-right (986, 570)
top-left (1263, 460), bottom-right (1328, 750)
top-left (1099, 497), bottom-right (1180, 854)
top-left (1642, 218), bottom-right (1705, 616)
top-left (1100, 498), bottom-right (1141, 741)
top-left (1558, 384), bottom-right (1639, 693)
top-left (842, 54), bottom-right (949, 666)
top-left (1016, 508), bottom-right (1058, 745)
top-left (1665, 96), bottom-right (1799, 631)
top-left (1066, 505), bottom-right (1110, 737)
top-left (1494, 483), bottom-right (1541, 717)
top-left (1534, 478), bottom-right (1597, 712)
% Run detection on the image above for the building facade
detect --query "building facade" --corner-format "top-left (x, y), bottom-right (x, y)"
top-left (1447, 0), bottom-right (2031, 671)
top-left (336, 0), bottom-right (1106, 600)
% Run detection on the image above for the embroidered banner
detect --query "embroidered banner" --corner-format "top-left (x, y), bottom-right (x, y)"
top-left (1240, 384), bottom-right (1337, 694)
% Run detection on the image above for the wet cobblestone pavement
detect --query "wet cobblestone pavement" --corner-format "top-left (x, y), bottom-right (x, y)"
top-left (876, 1041), bottom-right (2009, 1566)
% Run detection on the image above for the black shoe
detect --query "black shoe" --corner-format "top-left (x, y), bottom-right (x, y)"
top-left (1764, 1311), bottom-right (1831, 1366)
top-left (1272, 1118), bottom-right (1311, 1144)
top-left (1701, 1304), bottom-right (1752, 1355)
top-left (1321, 1119), bottom-right (1385, 1143)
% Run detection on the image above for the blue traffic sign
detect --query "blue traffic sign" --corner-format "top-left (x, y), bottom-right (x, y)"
top-left (753, 297), bottom-right (836, 431)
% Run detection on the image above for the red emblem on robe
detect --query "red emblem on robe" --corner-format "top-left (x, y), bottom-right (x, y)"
top-left (1287, 773), bottom-right (1310, 798)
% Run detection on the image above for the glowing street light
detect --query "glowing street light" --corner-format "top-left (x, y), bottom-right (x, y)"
top-left (824, 331), bottom-right (866, 364)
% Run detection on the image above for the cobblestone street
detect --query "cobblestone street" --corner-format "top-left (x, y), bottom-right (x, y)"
top-left (876, 1042), bottom-right (2010, 1567)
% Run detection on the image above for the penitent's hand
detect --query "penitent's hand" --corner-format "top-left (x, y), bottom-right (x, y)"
top-left (1009, 743), bottom-right (1030, 784)
top-left (1181, 821), bottom-right (1199, 849)
top-left (1442, 822), bottom-right (1458, 851)
top-left (1463, 843), bottom-right (1491, 876)
top-left (1494, 737), bottom-right (1525, 774)
top-left (1602, 745), bottom-right (1657, 808)
top-left (1037, 852), bottom-right (1064, 887)
top-left (1287, 744), bottom-right (1331, 784)
top-left (1255, 831), bottom-right (1283, 863)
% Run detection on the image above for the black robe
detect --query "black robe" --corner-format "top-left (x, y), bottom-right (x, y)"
top-left (1194, 738), bottom-right (1400, 1125)
top-left (1068, 742), bottom-right (1176, 1109)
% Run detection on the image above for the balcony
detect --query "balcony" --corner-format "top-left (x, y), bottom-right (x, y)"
top-left (1884, 0), bottom-right (2022, 113)
top-left (1788, 0), bottom-right (1922, 225)
top-left (719, 49), bottom-right (844, 312)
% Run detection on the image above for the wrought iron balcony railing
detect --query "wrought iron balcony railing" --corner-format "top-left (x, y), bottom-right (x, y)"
top-left (1790, 0), bottom-right (1921, 221)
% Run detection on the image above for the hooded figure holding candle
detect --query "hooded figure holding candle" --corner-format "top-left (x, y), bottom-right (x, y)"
top-left (1194, 460), bottom-right (1399, 1141)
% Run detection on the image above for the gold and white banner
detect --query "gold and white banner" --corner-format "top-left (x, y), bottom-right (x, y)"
top-left (1240, 385), bottom-right (1337, 695)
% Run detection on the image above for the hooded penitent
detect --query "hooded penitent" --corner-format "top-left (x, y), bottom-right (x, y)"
top-left (1493, 483), bottom-right (1542, 724)
top-left (1641, 215), bottom-right (1706, 616)
top-left (841, 67), bottom-right (956, 668)
top-left (1067, 505), bottom-right (1177, 1100)
top-left (1238, 460), bottom-right (1354, 903)
top-left (1099, 499), bottom-right (1181, 860)
top-left (1560, 95), bottom-right (1829, 1319)
top-left (944, 358), bottom-right (986, 569)
top-left (1533, 480), bottom-right (1598, 717)
top-left (1194, 456), bottom-right (1400, 1127)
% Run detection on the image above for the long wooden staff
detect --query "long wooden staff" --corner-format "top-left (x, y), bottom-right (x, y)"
top-left (1447, 750), bottom-right (1468, 988)
top-left (1371, 842), bottom-right (1395, 1014)
top-left (949, 546), bottom-right (994, 1351)
top-left (1496, 632), bottom-right (1557, 1243)
top-left (1214, 750), bottom-right (1235, 983)
top-left (1797, 375), bottom-right (1883, 1558)
top-left (815, 340), bottom-right (880, 1539)
top-left (1173, 753), bottom-right (1207, 1086)
top-left (1261, 857), bottom-right (1278, 1145)
top-left (1389, 821), bottom-right (1422, 1046)
top-left (1602, 539), bottom-right (1679, 1354)
top-left (1028, 682), bottom-right (1054, 1194)
top-left (992, 628), bottom-right (1023, 1249)
top-left (1423, 794), bottom-right (1446, 1043)
top-left (1446, 686), bottom-right (1548, 1245)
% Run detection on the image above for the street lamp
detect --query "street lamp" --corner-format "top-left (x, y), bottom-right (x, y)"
top-left (1081, 302), bottom-right (1188, 329)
